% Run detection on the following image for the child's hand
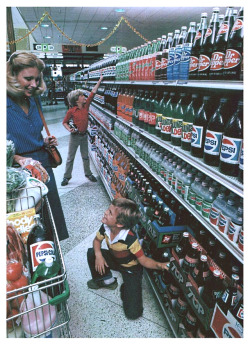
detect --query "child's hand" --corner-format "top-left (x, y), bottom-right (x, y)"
top-left (95, 255), bottom-right (109, 275)
top-left (157, 262), bottom-right (169, 271)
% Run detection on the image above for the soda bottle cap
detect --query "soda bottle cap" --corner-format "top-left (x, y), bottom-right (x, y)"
top-left (190, 22), bottom-right (196, 26)
top-left (181, 26), bottom-right (187, 30)
top-left (218, 251), bottom-right (227, 259)
top-left (45, 256), bottom-right (54, 267)
top-left (183, 232), bottom-right (189, 237)
top-left (201, 13), bottom-right (208, 17)
top-left (213, 269), bottom-right (221, 277)
top-left (232, 274), bottom-right (240, 281)
top-left (192, 242), bottom-right (198, 249)
top-left (213, 7), bottom-right (220, 12)
top-left (238, 100), bottom-right (243, 106)
top-left (220, 98), bottom-right (228, 103)
top-left (175, 30), bottom-right (180, 33)
top-left (200, 255), bottom-right (208, 262)
top-left (232, 265), bottom-right (240, 274)
top-left (203, 95), bottom-right (210, 100)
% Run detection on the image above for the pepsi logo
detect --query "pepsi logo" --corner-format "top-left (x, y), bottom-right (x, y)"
top-left (30, 240), bottom-right (55, 271)
top-left (220, 136), bottom-right (242, 163)
top-left (204, 130), bottom-right (222, 155)
top-left (222, 324), bottom-right (241, 338)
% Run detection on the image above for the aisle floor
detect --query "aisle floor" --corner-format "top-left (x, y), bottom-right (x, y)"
top-left (43, 102), bottom-right (173, 338)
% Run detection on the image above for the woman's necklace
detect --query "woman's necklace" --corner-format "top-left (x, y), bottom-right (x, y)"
top-left (18, 97), bottom-right (30, 114)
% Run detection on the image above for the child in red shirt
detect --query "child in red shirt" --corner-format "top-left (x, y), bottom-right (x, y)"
top-left (61, 75), bottom-right (103, 185)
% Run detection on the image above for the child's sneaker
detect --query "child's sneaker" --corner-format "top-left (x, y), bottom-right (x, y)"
top-left (87, 278), bottom-right (118, 290)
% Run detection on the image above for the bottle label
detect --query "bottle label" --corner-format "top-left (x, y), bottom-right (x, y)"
top-left (138, 109), bottom-right (145, 121)
top-left (231, 19), bottom-right (244, 32)
top-left (209, 206), bottom-right (221, 226)
top-left (179, 44), bottom-right (192, 80)
top-left (204, 130), bottom-right (223, 156)
top-left (155, 59), bottom-right (162, 71)
top-left (198, 54), bottom-right (210, 72)
top-left (144, 111), bottom-right (149, 123)
top-left (210, 51), bottom-right (225, 71)
top-left (189, 56), bottom-right (199, 72)
top-left (168, 47), bottom-right (176, 67)
top-left (238, 229), bottom-right (243, 251)
top-left (148, 112), bottom-right (157, 125)
top-left (218, 23), bottom-right (229, 35)
top-left (191, 125), bottom-right (204, 148)
top-left (195, 195), bottom-right (203, 212)
top-left (218, 213), bottom-right (231, 234)
top-left (202, 200), bottom-right (213, 218)
top-left (205, 28), bottom-right (212, 38)
top-left (221, 290), bottom-right (230, 303)
top-left (172, 119), bottom-right (183, 138)
top-left (30, 240), bottom-right (55, 272)
top-left (174, 45), bottom-right (182, 66)
top-left (188, 189), bottom-right (196, 205)
top-left (161, 57), bottom-right (168, 70)
top-left (182, 121), bottom-right (192, 143)
top-left (155, 113), bottom-right (162, 130)
top-left (236, 305), bottom-right (244, 320)
top-left (224, 49), bottom-right (242, 70)
top-left (220, 136), bottom-right (242, 164)
top-left (177, 180), bottom-right (182, 194)
top-left (228, 221), bottom-right (242, 242)
top-left (161, 116), bottom-right (172, 133)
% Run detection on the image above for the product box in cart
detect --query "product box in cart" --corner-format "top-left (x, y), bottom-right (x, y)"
top-left (210, 304), bottom-right (243, 338)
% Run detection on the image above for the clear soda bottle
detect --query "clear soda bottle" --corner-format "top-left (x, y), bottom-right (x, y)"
top-left (227, 205), bottom-right (243, 243)
top-left (161, 92), bottom-right (176, 141)
top-left (201, 181), bottom-right (218, 219)
top-left (218, 193), bottom-right (238, 234)
top-left (209, 186), bottom-right (227, 226)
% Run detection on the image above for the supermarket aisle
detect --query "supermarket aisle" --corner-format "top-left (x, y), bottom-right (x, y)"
top-left (43, 103), bottom-right (173, 338)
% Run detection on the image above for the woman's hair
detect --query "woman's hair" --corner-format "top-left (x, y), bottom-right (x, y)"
top-left (112, 198), bottom-right (141, 229)
top-left (67, 89), bottom-right (85, 107)
top-left (7, 51), bottom-right (46, 97)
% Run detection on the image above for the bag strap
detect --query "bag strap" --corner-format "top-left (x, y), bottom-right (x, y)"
top-left (35, 98), bottom-right (51, 137)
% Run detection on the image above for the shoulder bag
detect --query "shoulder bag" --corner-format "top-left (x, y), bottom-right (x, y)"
top-left (35, 98), bottom-right (62, 168)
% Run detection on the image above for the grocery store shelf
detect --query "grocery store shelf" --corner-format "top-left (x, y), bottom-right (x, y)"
top-left (89, 111), bottom-right (243, 264)
top-left (143, 270), bottom-right (178, 338)
top-left (91, 102), bottom-right (243, 198)
top-left (88, 148), bottom-right (113, 201)
top-left (86, 79), bottom-right (243, 91)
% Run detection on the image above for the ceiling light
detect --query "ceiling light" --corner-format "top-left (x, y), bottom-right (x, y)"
top-left (115, 9), bottom-right (125, 13)
top-left (43, 36), bottom-right (51, 39)
top-left (101, 38), bottom-right (105, 41)
top-left (41, 23), bottom-right (50, 28)
top-left (101, 26), bottom-right (108, 30)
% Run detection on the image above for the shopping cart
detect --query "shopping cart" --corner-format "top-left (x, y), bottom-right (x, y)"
top-left (6, 186), bottom-right (71, 338)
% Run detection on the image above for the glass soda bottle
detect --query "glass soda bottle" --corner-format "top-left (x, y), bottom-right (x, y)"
top-left (181, 93), bottom-right (199, 151)
top-left (223, 7), bottom-right (244, 80)
top-left (219, 100), bottom-right (243, 176)
top-left (203, 98), bottom-right (228, 166)
top-left (218, 274), bottom-right (239, 314)
top-left (182, 242), bottom-right (199, 275)
top-left (202, 269), bottom-right (224, 308)
top-left (167, 29), bottom-right (180, 80)
top-left (155, 91), bottom-right (168, 137)
top-left (179, 22), bottom-right (196, 80)
top-left (173, 26), bottom-right (187, 80)
top-left (198, 8), bottom-right (220, 80)
top-left (183, 308), bottom-right (198, 336)
top-left (161, 92), bottom-right (176, 141)
top-left (191, 254), bottom-right (211, 291)
top-left (174, 231), bottom-right (190, 261)
top-left (191, 95), bottom-right (210, 158)
top-left (171, 93), bottom-right (187, 146)
top-left (231, 296), bottom-right (243, 326)
top-left (189, 13), bottom-right (208, 80)
top-left (209, 6), bottom-right (235, 80)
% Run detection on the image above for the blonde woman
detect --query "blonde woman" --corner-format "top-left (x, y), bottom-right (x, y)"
top-left (7, 51), bottom-right (69, 241)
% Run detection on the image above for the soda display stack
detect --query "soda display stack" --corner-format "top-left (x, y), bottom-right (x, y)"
top-left (70, 6), bottom-right (243, 338)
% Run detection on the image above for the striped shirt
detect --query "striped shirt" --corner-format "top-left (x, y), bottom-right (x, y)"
top-left (7, 96), bottom-right (44, 154)
top-left (96, 224), bottom-right (144, 268)
top-left (62, 92), bottom-right (94, 132)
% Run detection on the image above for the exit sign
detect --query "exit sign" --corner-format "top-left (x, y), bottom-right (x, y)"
top-left (110, 46), bottom-right (127, 53)
top-left (33, 43), bottom-right (54, 52)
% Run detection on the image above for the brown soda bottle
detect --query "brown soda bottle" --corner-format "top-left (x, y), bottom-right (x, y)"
top-left (152, 200), bottom-right (164, 222)
top-left (202, 269), bottom-right (224, 308)
top-left (157, 206), bottom-right (171, 227)
top-left (168, 279), bottom-right (181, 301)
top-left (183, 308), bottom-right (198, 336)
top-left (189, 13), bottom-right (208, 80)
top-left (209, 6), bottom-right (235, 80)
top-left (182, 242), bottom-right (199, 275)
top-left (231, 296), bottom-right (243, 326)
top-left (218, 274), bottom-right (239, 314)
top-left (223, 7), bottom-right (244, 80)
top-left (198, 7), bottom-right (220, 80)
top-left (175, 292), bottom-right (188, 318)
top-left (191, 254), bottom-right (211, 290)
top-left (174, 231), bottom-right (190, 260)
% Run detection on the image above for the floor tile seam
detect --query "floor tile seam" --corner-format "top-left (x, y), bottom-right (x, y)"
top-left (87, 289), bottom-right (170, 330)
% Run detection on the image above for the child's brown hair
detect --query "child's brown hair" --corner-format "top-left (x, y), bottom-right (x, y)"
top-left (112, 198), bottom-right (140, 229)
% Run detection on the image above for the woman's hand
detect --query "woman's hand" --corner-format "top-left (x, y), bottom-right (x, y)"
top-left (44, 136), bottom-right (58, 146)
top-left (13, 155), bottom-right (30, 167)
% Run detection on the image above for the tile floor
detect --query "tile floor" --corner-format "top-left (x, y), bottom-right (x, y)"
top-left (43, 102), bottom-right (173, 338)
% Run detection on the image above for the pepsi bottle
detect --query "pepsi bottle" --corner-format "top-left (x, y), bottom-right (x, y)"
top-left (219, 100), bottom-right (243, 176)
top-left (27, 214), bottom-right (55, 276)
top-left (203, 98), bottom-right (228, 166)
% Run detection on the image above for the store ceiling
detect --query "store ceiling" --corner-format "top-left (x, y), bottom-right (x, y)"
top-left (12, 6), bottom-right (239, 67)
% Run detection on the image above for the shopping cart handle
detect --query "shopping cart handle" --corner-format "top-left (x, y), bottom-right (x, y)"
top-left (49, 280), bottom-right (70, 306)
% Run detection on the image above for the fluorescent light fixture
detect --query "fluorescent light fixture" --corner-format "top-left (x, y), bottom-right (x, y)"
top-left (101, 26), bottom-right (108, 30)
top-left (41, 23), bottom-right (50, 27)
top-left (101, 38), bottom-right (105, 41)
top-left (115, 9), bottom-right (125, 13)
top-left (43, 36), bottom-right (51, 39)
